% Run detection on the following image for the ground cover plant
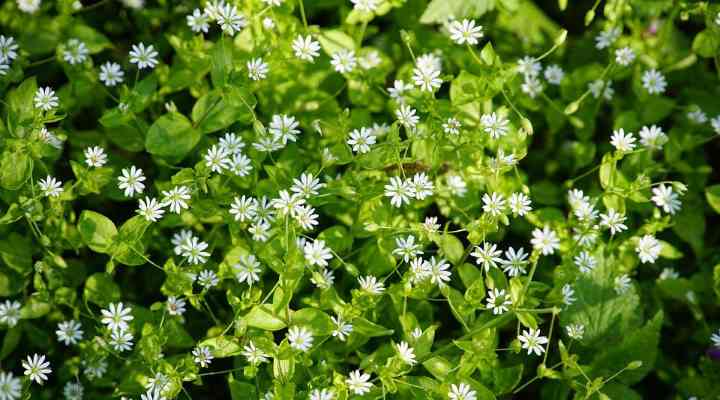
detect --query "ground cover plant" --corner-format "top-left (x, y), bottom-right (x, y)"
top-left (1, 0), bottom-right (720, 398)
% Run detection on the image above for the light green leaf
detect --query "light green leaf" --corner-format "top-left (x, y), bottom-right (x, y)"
top-left (146, 112), bottom-right (201, 160)
top-left (78, 210), bottom-right (118, 254)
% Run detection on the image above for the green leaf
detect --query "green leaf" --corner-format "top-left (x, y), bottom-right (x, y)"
top-left (191, 87), bottom-right (257, 134)
top-left (245, 304), bottom-right (287, 331)
top-left (84, 273), bottom-right (121, 306)
top-left (706, 184), bottom-right (720, 214)
top-left (229, 375), bottom-right (258, 400)
top-left (318, 30), bottom-right (355, 55)
top-left (109, 216), bottom-right (151, 266)
top-left (78, 210), bottom-right (118, 254)
top-left (420, 0), bottom-right (495, 24)
top-left (198, 336), bottom-right (243, 358)
top-left (0, 151), bottom-right (33, 190)
top-left (291, 308), bottom-right (334, 336)
top-left (692, 29), bottom-right (719, 58)
top-left (435, 233), bottom-right (465, 265)
top-left (0, 233), bottom-right (32, 274)
top-left (146, 112), bottom-right (201, 161)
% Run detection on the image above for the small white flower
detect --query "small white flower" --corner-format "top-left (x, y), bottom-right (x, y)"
top-left (346, 370), bottom-right (373, 395)
top-left (500, 247), bottom-right (528, 276)
top-left (531, 226), bottom-right (560, 255)
top-left (442, 117), bottom-right (461, 135)
top-left (292, 35), bottom-right (321, 62)
top-left (471, 242), bottom-right (503, 271)
top-left (711, 329), bottom-right (720, 347)
top-left (393, 235), bottom-right (422, 263)
top-left (230, 195), bottom-right (258, 222)
top-left (247, 58), bottom-right (269, 81)
top-left (446, 175), bottom-right (467, 197)
top-left (358, 275), bottom-right (385, 295)
top-left (287, 326), bottom-right (314, 352)
top-left (291, 173), bottom-right (324, 199)
top-left (517, 56), bottom-right (541, 77)
top-left (166, 296), bottom-right (186, 316)
top-left (687, 107), bottom-right (708, 124)
top-left (22, 354), bottom-right (51, 385)
top-left (589, 79), bottom-right (614, 100)
top-left (219, 132), bottom-right (245, 154)
top-left (428, 256), bottom-right (451, 287)
top-left (234, 254), bottom-right (262, 285)
top-left (204, 145), bottom-right (231, 173)
top-left (56, 320), bottom-right (83, 346)
top-left (658, 267), bottom-right (679, 281)
top-left (162, 186), bottom-right (191, 214)
top-left (521, 76), bottom-right (543, 98)
top-left (331, 315), bottom-right (353, 341)
top-left (180, 237), bottom-right (210, 265)
top-left (566, 324), bottom-right (585, 340)
top-left (518, 329), bottom-right (548, 356)
top-left (0, 35), bottom-right (19, 63)
top-left (330, 49), bottom-right (356, 73)
top-left (351, 0), bottom-right (379, 13)
top-left (39, 176), bottom-right (63, 197)
top-left (562, 283), bottom-right (576, 306)
top-left (395, 341), bottom-right (416, 365)
top-left (348, 127), bottom-right (376, 154)
top-left (448, 383), bottom-right (476, 400)
top-left (269, 114), bottom-right (300, 144)
top-left (216, 3), bottom-right (246, 35)
top-left (101, 302), bottom-right (134, 333)
top-left (636, 234), bottom-right (661, 264)
top-left (599, 209), bottom-right (627, 235)
top-left (614, 47), bottom-right (635, 66)
top-left (137, 196), bottom-right (165, 222)
top-left (197, 270), bottom-right (219, 289)
top-left (64, 381), bottom-right (84, 400)
top-left (411, 172), bottom-right (433, 200)
top-left (595, 27), bottom-right (621, 49)
top-left (651, 184), bottom-right (681, 215)
top-left (482, 192), bottom-right (506, 217)
top-left (84, 146), bottom-right (108, 167)
top-left (711, 115), bottom-right (720, 135)
top-left (140, 388), bottom-right (166, 400)
top-left (228, 153), bottom-right (253, 177)
top-left (480, 112), bottom-right (509, 139)
top-left (412, 65), bottom-right (442, 92)
top-left (193, 346), bottom-right (214, 367)
top-left (118, 166), bottom-right (146, 197)
top-left (638, 125), bottom-right (667, 150)
top-left (544, 64), bottom-right (564, 85)
top-left (17, 0), bottom-right (42, 14)
top-left (129, 43), bottom-right (159, 70)
top-left (82, 359), bottom-right (108, 380)
top-left (641, 68), bottom-right (667, 95)
top-left (171, 230), bottom-right (194, 255)
top-left (486, 288), bottom-right (511, 315)
top-left (261, 0), bottom-right (284, 6)
top-left (359, 50), bottom-right (381, 69)
top-left (448, 19), bottom-right (484, 45)
top-left (186, 8), bottom-right (210, 33)
top-left (614, 274), bottom-right (632, 294)
top-left (34, 87), bottom-right (59, 111)
top-left (384, 176), bottom-right (415, 207)
top-left (388, 80), bottom-right (412, 103)
top-left (0, 300), bottom-right (21, 327)
top-left (62, 38), bottom-right (89, 65)
top-left (574, 251), bottom-right (596, 274)
top-left (249, 220), bottom-right (271, 242)
top-left (610, 128), bottom-right (636, 152)
top-left (409, 257), bottom-right (431, 283)
top-left (109, 329), bottom-right (134, 352)
top-left (509, 192), bottom-right (532, 216)
top-left (310, 268), bottom-right (335, 289)
top-left (396, 104), bottom-right (419, 129)
top-left (309, 388), bottom-right (334, 400)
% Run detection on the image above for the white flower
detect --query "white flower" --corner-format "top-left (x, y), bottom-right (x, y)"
top-left (216, 3), bottom-right (246, 35)
top-left (269, 114), bottom-right (300, 144)
top-left (187, 8), bottom-right (210, 33)
top-left (309, 388), bottom-right (334, 400)
top-left (614, 47), bottom-right (635, 66)
top-left (480, 112), bottom-right (509, 139)
top-left (396, 341), bottom-right (416, 365)
top-left (310, 268), bottom-right (335, 289)
top-left (411, 172), bottom-right (433, 200)
top-left (658, 267), bottom-right (679, 281)
top-left (566, 324), bottom-right (585, 340)
top-left (230, 195), bottom-right (257, 222)
top-left (614, 274), bottom-right (632, 294)
top-left (471, 242), bottom-right (503, 271)
top-left (249, 220), bottom-right (271, 242)
top-left (84, 146), bottom-right (108, 167)
top-left (219, 132), bottom-right (245, 154)
top-left (574, 251), bottom-right (596, 274)
top-left (350, 0), bottom-right (378, 13)
top-left (687, 107), bottom-right (708, 124)
top-left (384, 176), bottom-right (415, 207)
top-left (711, 329), bottom-right (720, 347)
top-left (64, 381), bottom-right (83, 400)
top-left (388, 80), bottom-right (412, 103)
top-left (261, 0), bottom-right (284, 6)
top-left (63, 38), bottom-right (89, 65)
top-left (428, 256), bottom-right (451, 287)
top-left (509, 192), bottom-right (532, 216)
top-left (118, 166), bottom-right (146, 197)
top-left (711, 115), bottom-right (720, 135)
top-left (448, 383), bottom-right (476, 400)
top-left (193, 346), bottom-right (214, 367)
top-left (172, 230), bottom-right (194, 255)
top-left (287, 326), bottom-right (314, 352)
top-left (638, 125), bottom-right (667, 150)
top-left (589, 79), bottom-right (614, 100)
top-left (247, 58), bottom-right (269, 81)
top-left (641, 68), bottom-right (667, 95)
top-left (56, 320), bottom-right (83, 346)
top-left (272, 189), bottom-right (305, 216)
top-left (22, 354), bottom-right (52, 384)
top-left (486, 288), bottom-right (511, 315)
top-left (330, 49), bottom-right (356, 73)
top-left (0, 301), bottom-right (21, 327)
top-left (101, 302), bottom-right (133, 332)
top-left (34, 87), bottom-right (59, 111)
top-left (501, 246), bottom-right (529, 276)
top-left (204, 145), bottom-right (231, 173)
top-left (448, 19), bottom-right (483, 45)
top-left (599, 209), bottom-right (627, 235)
top-left (141, 389), bottom-right (166, 400)
top-left (0, 63), bottom-right (8, 76)
top-left (17, 0), bottom-right (42, 14)
top-left (393, 235), bottom-right (422, 263)
top-left (82, 359), bottom-right (107, 380)
top-left (595, 27), bottom-right (621, 49)
top-left (562, 283), bottom-right (576, 306)
top-left (396, 104), bottom-right (419, 129)
top-left (129, 43), bottom-right (159, 70)
top-left (346, 370), bottom-right (373, 395)
top-left (482, 192), bottom-right (506, 217)
top-left (651, 184), bottom-right (681, 214)
top-left (517, 56), bottom-right (541, 77)
top-left (137, 196), bottom-right (165, 222)
top-left (348, 127), bottom-right (376, 154)
top-left (610, 128), bottom-right (636, 152)
top-left (412, 65), bottom-right (442, 92)
top-left (292, 35), bottom-right (321, 62)
top-left (331, 315), bottom-right (353, 341)
top-left (234, 254), bottom-right (262, 285)
top-left (359, 50), bottom-right (381, 69)
top-left (294, 204), bottom-right (319, 230)
top-left (442, 117), bottom-right (461, 135)
top-left (197, 270), bottom-right (219, 289)
top-left (120, 0), bottom-right (143, 8)
top-left (110, 329), bottom-right (134, 352)
top-left (39, 176), bottom-right (63, 197)
top-left (291, 173), bottom-right (324, 199)
top-left (521, 76), bottom-right (543, 98)
top-left (636, 234), bottom-right (661, 264)
top-left (228, 153), bottom-right (253, 177)
top-left (446, 175), bottom-right (467, 197)
top-left (166, 296), bottom-right (186, 316)
top-left (35, 127), bottom-right (61, 148)
top-left (0, 35), bottom-right (19, 64)
top-left (180, 237), bottom-right (210, 265)
top-left (518, 329), bottom-right (548, 356)
top-left (544, 64), bottom-right (564, 85)
top-left (358, 275), bottom-right (385, 294)
top-left (531, 226), bottom-right (560, 255)
top-left (162, 186), bottom-right (191, 214)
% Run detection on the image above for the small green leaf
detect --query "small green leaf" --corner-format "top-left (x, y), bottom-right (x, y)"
top-left (245, 304), bottom-right (287, 331)
top-left (146, 112), bottom-right (201, 161)
top-left (198, 336), bottom-right (243, 358)
top-left (78, 210), bottom-right (118, 253)
top-left (0, 151), bottom-right (33, 190)
top-left (84, 273), bottom-right (121, 306)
